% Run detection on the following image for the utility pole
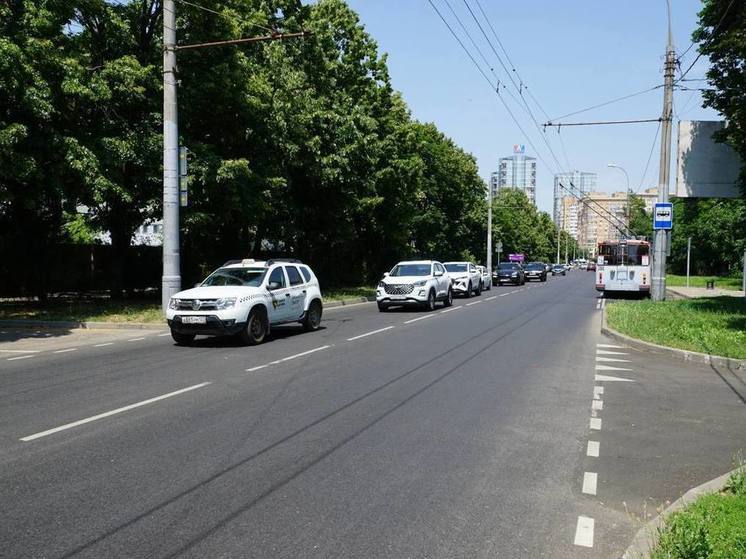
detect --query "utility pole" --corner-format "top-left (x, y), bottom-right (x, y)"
top-left (162, 0), bottom-right (180, 313)
top-left (686, 237), bottom-right (691, 288)
top-left (652, 3), bottom-right (676, 301)
top-left (486, 183), bottom-right (493, 277)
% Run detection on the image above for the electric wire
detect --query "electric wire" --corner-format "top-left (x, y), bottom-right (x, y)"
top-left (636, 119), bottom-right (661, 193)
top-left (675, 0), bottom-right (736, 84)
top-left (174, 0), bottom-right (277, 34)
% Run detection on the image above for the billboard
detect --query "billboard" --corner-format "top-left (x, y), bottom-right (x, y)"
top-left (675, 120), bottom-right (741, 198)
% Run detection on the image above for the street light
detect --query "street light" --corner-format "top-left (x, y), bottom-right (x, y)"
top-left (608, 163), bottom-right (631, 238)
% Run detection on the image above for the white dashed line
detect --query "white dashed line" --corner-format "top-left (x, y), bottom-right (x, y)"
top-left (596, 300), bottom-right (601, 309)
top-left (595, 374), bottom-right (635, 382)
top-left (440, 306), bottom-right (461, 314)
top-left (595, 364), bottom-right (633, 371)
top-left (127, 337), bottom-right (146, 342)
top-left (601, 299), bottom-right (606, 309)
top-left (498, 293), bottom-right (510, 297)
top-left (20, 382), bottom-right (212, 442)
top-left (7, 355), bottom-right (34, 361)
top-left (246, 364), bottom-right (268, 372)
top-left (347, 326), bottom-right (394, 342)
top-left (596, 349), bottom-right (628, 355)
top-left (94, 343), bottom-right (114, 347)
top-left (485, 296), bottom-right (497, 301)
top-left (593, 386), bottom-right (604, 399)
top-left (597, 343), bottom-right (626, 349)
top-left (158, 332), bottom-right (172, 337)
top-left (574, 516), bottom-right (594, 547)
top-left (53, 348), bottom-right (78, 354)
top-left (465, 301), bottom-right (482, 306)
top-left (587, 441), bottom-right (600, 457)
top-left (0, 349), bottom-right (41, 354)
top-left (591, 399), bottom-right (603, 411)
top-left (582, 472), bottom-right (598, 495)
top-left (245, 345), bottom-right (332, 372)
top-left (590, 418), bottom-right (602, 430)
top-left (596, 356), bottom-right (631, 363)
top-left (404, 314), bottom-right (435, 324)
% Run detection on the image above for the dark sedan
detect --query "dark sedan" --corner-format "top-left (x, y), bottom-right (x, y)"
top-left (493, 262), bottom-right (525, 286)
top-left (551, 264), bottom-right (566, 276)
top-left (524, 262), bottom-right (548, 282)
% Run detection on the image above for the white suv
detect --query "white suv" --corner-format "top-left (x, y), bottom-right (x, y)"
top-left (443, 261), bottom-right (482, 297)
top-left (166, 259), bottom-right (323, 346)
top-left (376, 260), bottom-right (452, 311)
top-left (476, 265), bottom-right (492, 292)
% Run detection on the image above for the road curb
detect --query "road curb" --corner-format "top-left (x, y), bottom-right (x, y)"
top-left (601, 309), bottom-right (746, 370)
top-left (0, 319), bottom-right (167, 331)
top-left (621, 467), bottom-right (739, 559)
top-left (324, 296), bottom-right (376, 308)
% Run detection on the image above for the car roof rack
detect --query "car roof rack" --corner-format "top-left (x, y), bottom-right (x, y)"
top-left (222, 259), bottom-right (243, 266)
top-left (266, 258), bottom-right (302, 265)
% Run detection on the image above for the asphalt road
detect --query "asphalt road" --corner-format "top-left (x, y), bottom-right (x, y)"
top-left (1, 273), bottom-right (744, 558)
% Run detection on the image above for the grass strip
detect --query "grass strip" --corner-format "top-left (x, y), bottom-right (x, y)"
top-left (667, 274), bottom-right (743, 291)
top-left (606, 297), bottom-right (746, 359)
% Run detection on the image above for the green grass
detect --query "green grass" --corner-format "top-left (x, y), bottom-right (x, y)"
top-left (667, 274), bottom-right (743, 291)
top-left (0, 287), bottom-right (376, 324)
top-left (651, 465), bottom-right (746, 559)
top-left (606, 297), bottom-right (746, 359)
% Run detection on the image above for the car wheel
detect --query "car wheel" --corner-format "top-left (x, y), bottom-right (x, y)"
top-left (377, 302), bottom-right (388, 312)
top-left (475, 281), bottom-right (481, 296)
top-left (465, 282), bottom-right (472, 298)
top-left (443, 288), bottom-right (453, 307)
top-left (238, 307), bottom-right (267, 345)
top-left (541, 276), bottom-right (547, 282)
top-left (302, 300), bottom-right (322, 332)
top-left (423, 289), bottom-right (436, 311)
top-left (171, 330), bottom-right (195, 346)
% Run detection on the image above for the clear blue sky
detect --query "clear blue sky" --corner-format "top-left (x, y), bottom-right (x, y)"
top-left (344, 0), bottom-right (718, 214)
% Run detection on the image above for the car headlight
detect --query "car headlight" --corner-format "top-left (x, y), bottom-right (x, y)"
top-left (413, 280), bottom-right (427, 287)
top-left (378, 281), bottom-right (386, 288)
top-left (215, 297), bottom-right (236, 310)
top-left (511, 272), bottom-right (517, 277)
top-left (168, 298), bottom-right (179, 310)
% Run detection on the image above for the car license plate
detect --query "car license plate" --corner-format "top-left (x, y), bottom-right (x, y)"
top-left (182, 316), bottom-right (206, 324)
top-left (390, 295), bottom-right (405, 300)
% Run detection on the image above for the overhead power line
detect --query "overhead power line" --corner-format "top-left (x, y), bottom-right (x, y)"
top-left (545, 118), bottom-right (662, 127)
top-left (548, 85), bottom-right (664, 123)
top-left (175, 0), bottom-right (277, 34)
top-left (636, 119), bottom-right (661, 193)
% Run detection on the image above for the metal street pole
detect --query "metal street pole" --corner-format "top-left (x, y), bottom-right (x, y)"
top-left (686, 237), bottom-right (691, 288)
top-left (486, 183), bottom-right (493, 276)
top-left (162, 0), bottom-right (181, 313)
top-left (652, 1), bottom-right (675, 301)
top-left (742, 249), bottom-right (745, 298)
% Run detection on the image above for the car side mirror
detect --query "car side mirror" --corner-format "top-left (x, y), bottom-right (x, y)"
top-left (383, 272), bottom-right (390, 278)
top-left (434, 270), bottom-right (443, 277)
top-left (267, 281), bottom-right (281, 290)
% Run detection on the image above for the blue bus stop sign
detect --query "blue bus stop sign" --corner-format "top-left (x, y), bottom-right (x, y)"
top-left (653, 202), bottom-right (673, 230)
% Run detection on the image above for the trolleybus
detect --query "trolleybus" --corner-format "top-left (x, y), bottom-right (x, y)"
top-left (595, 239), bottom-right (651, 297)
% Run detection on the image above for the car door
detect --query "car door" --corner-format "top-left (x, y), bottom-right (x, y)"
top-left (284, 265), bottom-right (306, 320)
top-left (433, 263), bottom-right (447, 297)
top-left (265, 266), bottom-right (293, 323)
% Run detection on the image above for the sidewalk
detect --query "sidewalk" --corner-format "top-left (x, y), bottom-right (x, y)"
top-left (668, 285), bottom-right (745, 298)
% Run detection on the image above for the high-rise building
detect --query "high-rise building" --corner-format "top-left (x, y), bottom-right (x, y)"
top-left (553, 171), bottom-right (597, 226)
top-left (490, 145), bottom-right (537, 205)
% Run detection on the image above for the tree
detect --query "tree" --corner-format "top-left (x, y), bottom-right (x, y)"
top-left (693, 0), bottom-right (746, 194)
top-left (628, 194), bottom-right (652, 239)
top-left (491, 189), bottom-right (558, 263)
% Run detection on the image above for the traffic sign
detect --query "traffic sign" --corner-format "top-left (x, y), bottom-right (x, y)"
top-left (508, 253), bottom-right (524, 262)
top-left (653, 202), bottom-right (673, 230)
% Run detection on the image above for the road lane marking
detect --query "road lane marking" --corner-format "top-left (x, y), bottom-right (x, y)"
top-left (94, 343), bottom-right (114, 347)
top-left (485, 296), bottom-right (497, 301)
top-left (590, 418), bottom-right (602, 430)
top-left (0, 349), bottom-right (41, 354)
top-left (7, 355), bottom-right (34, 361)
top-left (465, 301), bottom-right (482, 306)
top-left (597, 343), bottom-right (626, 349)
top-left (278, 345), bottom-right (331, 363)
top-left (20, 382), bottom-right (212, 442)
top-left (596, 300), bottom-right (601, 309)
top-left (246, 364), bottom-right (268, 372)
top-left (574, 516), bottom-right (594, 547)
top-left (596, 349), bottom-right (628, 355)
top-left (347, 326), bottom-right (394, 342)
top-left (440, 306), bottom-right (461, 314)
top-left (595, 364), bottom-right (633, 371)
top-left (587, 441), bottom-right (600, 457)
top-left (498, 293), bottom-right (510, 297)
top-left (595, 356), bottom-right (631, 363)
top-left (158, 332), bottom-right (172, 337)
top-left (127, 337), bottom-right (146, 342)
top-left (404, 314), bottom-right (435, 324)
top-left (591, 409), bottom-right (598, 418)
top-left (53, 348), bottom-right (78, 354)
top-left (582, 472), bottom-right (598, 495)
top-left (601, 299), bottom-right (606, 309)
top-left (591, 399), bottom-right (603, 411)
top-left (593, 386), bottom-right (604, 399)
top-left (595, 374), bottom-right (635, 382)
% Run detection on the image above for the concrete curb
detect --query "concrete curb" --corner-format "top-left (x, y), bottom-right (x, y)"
top-left (601, 309), bottom-right (746, 371)
top-left (621, 467), bottom-right (739, 559)
top-left (0, 296), bottom-right (376, 330)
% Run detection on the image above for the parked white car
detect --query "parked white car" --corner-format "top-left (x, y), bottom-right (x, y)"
top-left (166, 259), bottom-right (323, 345)
top-left (443, 261), bottom-right (482, 297)
top-left (376, 260), bottom-right (453, 311)
top-left (476, 265), bottom-right (492, 292)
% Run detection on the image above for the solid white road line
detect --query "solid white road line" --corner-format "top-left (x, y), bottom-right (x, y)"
top-left (347, 326), bottom-right (394, 342)
top-left (498, 293), bottom-right (510, 297)
top-left (485, 296), bottom-right (497, 301)
top-left (94, 343), bottom-right (114, 347)
top-left (465, 301), bottom-right (482, 306)
top-left (20, 382), bottom-right (212, 442)
top-left (597, 343), bottom-right (626, 349)
top-left (590, 418), bottom-right (602, 430)
top-left (595, 374), bottom-right (635, 383)
top-left (53, 348), bottom-right (78, 354)
top-left (587, 440), bottom-right (600, 457)
top-left (593, 386), bottom-right (604, 399)
top-left (596, 349), bottom-right (628, 355)
top-left (158, 332), bottom-right (172, 337)
top-left (595, 364), bottom-right (633, 371)
top-left (0, 349), bottom-right (41, 354)
top-left (582, 472), bottom-right (598, 495)
top-left (601, 299), bottom-right (606, 309)
top-left (574, 516), bottom-right (594, 548)
top-left (591, 399), bottom-right (603, 411)
top-left (246, 364), bottom-right (268, 372)
top-left (404, 314), bottom-right (435, 324)
top-left (595, 356), bottom-right (631, 363)
top-left (7, 355), bottom-right (34, 361)
top-left (127, 337), bottom-right (146, 342)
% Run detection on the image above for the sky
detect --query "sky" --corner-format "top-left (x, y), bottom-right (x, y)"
top-left (344, 0), bottom-right (718, 214)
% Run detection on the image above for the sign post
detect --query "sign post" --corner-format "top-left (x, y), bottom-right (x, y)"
top-left (496, 241), bottom-right (503, 268)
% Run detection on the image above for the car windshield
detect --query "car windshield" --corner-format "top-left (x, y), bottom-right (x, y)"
top-left (444, 263), bottom-right (467, 273)
top-left (390, 264), bottom-right (431, 277)
top-left (526, 263), bottom-right (544, 270)
top-left (553, 265), bottom-right (564, 269)
top-left (202, 267), bottom-right (266, 287)
top-left (498, 263), bottom-right (518, 270)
